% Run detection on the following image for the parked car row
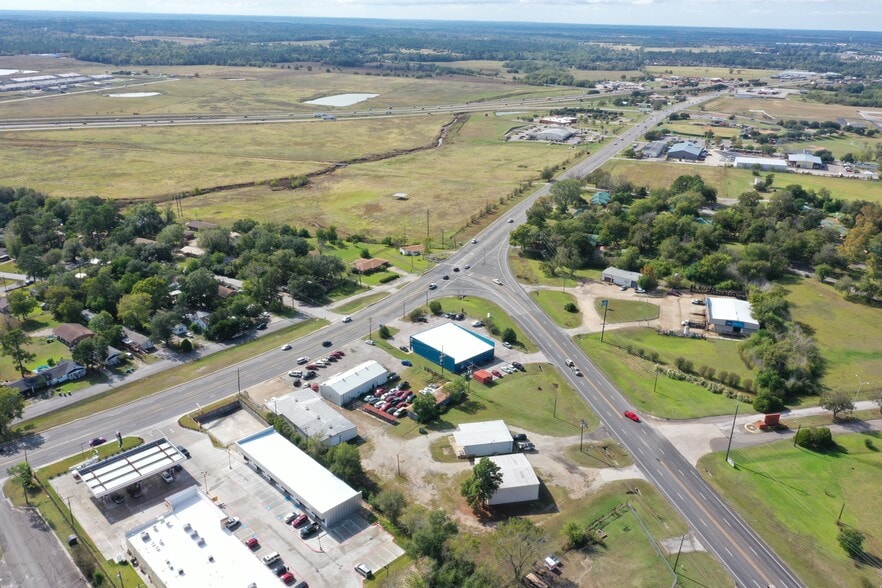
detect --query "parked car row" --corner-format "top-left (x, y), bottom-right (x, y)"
top-left (362, 383), bottom-right (415, 418)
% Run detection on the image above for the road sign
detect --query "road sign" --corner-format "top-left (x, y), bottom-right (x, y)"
top-left (726, 457), bottom-right (735, 468)
top-left (601, 299), bottom-right (608, 307)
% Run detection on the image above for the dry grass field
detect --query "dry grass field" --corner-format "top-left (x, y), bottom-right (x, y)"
top-left (644, 65), bottom-right (778, 79)
top-left (701, 95), bottom-right (866, 121)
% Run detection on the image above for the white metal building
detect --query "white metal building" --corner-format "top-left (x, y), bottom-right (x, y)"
top-left (788, 152), bottom-right (824, 169)
top-left (486, 454), bottom-right (541, 506)
top-left (532, 127), bottom-right (575, 142)
top-left (705, 297), bottom-right (760, 335)
top-left (733, 156), bottom-right (789, 172)
top-left (319, 360), bottom-right (387, 405)
top-left (410, 322), bottom-right (495, 373)
top-left (236, 427), bottom-right (361, 527)
top-left (453, 420), bottom-right (514, 457)
top-left (125, 486), bottom-right (280, 588)
top-left (601, 267), bottom-right (642, 288)
top-left (267, 389), bottom-right (358, 446)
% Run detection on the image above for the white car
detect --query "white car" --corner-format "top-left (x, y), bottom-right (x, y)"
top-left (365, 339), bottom-right (375, 346)
top-left (280, 343), bottom-right (292, 351)
top-left (471, 238), bottom-right (478, 244)
top-left (160, 470), bottom-right (174, 484)
top-left (493, 278), bottom-right (502, 285)
top-left (288, 370), bottom-right (302, 378)
top-left (508, 218), bottom-right (514, 223)
top-left (428, 283), bottom-right (437, 290)
top-left (342, 316), bottom-right (352, 323)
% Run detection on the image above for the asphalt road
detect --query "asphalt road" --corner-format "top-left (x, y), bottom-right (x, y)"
top-left (0, 91), bottom-right (802, 587)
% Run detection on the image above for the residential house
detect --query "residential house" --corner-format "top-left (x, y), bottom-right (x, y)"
top-left (186, 311), bottom-right (211, 331)
top-left (122, 327), bottom-right (155, 352)
top-left (217, 285), bottom-right (237, 300)
top-left (399, 245), bottom-right (424, 256)
top-left (185, 220), bottom-right (219, 231)
top-left (352, 258), bottom-right (389, 274)
top-left (53, 323), bottom-right (95, 348)
top-left (104, 346), bottom-right (122, 366)
top-left (8, 360), bottom-right (87, 395)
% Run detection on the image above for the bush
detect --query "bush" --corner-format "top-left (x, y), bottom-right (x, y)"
top-left (502, 328), bottom-right (517, 345)
top-left (564, 302), bottom-right (578, 313)
top-left (378, 325), bottom-right (391, 339)
top-left (563, 521), bottom-right (588, 549)
top-left (753, 391), bottom-right (784, 413)
top-left (378, 274), bottom-right (399, 284)
top-left (795, 426), bottom-right (836, 451)
top-left (429, 300), bottom-right (442, 315)
top-left (838, 526), bottom-right (865, 558)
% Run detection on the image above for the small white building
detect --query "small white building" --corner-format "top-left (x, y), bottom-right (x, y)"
top-left (601, 267), bottom-right (642, 288)
top-left (319, 360), bottom-right (388, 405)
top-left (125, 486), bottom-right (280, 588)
top-left (236, 427), bottom-right (361, 527)
top-left (733, 156), bottom-right (789, 172)
top-left (267, 389), bottom-right (358, 446)
top-left (705, 297), bottom-right (760, 336)
top-left (486, 454), bottom-right (540, 506)
top-left (453, 420), bottom-right (514, 457)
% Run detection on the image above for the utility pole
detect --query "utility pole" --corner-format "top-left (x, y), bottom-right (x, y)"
top-left (369, 317), bottom-right (373, 340)
top-left (600, 300), bottom-right (609, 343)
top-left (579, 419), bottom-right (587, 451)
top-left (724, 403), bottom-right (740, 466)
top-left (793, 424), bottom-right (801, 447)
top-left (236, 367), bottom-right (241, 393)
top-left (426, 208), bottom-right (429, 239)
top-left (672, 534), bottom-right (686, 572)
top-left (653, 366), bottom-right (659, 394)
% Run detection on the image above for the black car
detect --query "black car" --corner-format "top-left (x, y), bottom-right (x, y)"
top-left (398, 345), bottom-right (409, 353)
top-left (321, 340), bottom-right (332, 347)
top-left (399, 381), bottom-right (411, 390)
top-left (292, 379), bottom-right (301, 387)
top-left (387, 373), bottom-right (400, 382)
top-left (511, 361), bottom-right (524, 371)
top-left (176, 445), bottom-right (190, 458)
top-left (275, 565), bottom-right (289, 577)
top-left (511, 432), bottom-right (527, 442)
top-left (300, 522), bottom-right (320, 539)
top-left (442, 275), bottom-right (449, 280)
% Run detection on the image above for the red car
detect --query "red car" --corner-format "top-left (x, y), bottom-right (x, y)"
top-left (491, 370), bottom-right (503, 378)
top-left (332, 350), bottom-right (345, 357)
top-left (280, 572), bottom-right (296, 585)
top-left (244, 537), bottom-right (259, 550)
top-left (310, 383), bottom-right (319, 392)
top-left (305, 363), bottom-right (318, 370)
top-left (624, 410), bottom-right (641, 423)
top-left (291, 513), bottom-right (308, 528)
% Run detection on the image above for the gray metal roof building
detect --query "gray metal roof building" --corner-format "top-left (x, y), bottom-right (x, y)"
top-left (267, 389), bottom-right (358, 446)
top-left (453, 420), bottom-right (514, 457)
top-left (319, 360), bottom-right (388, 405)
top-left (601, 267), bottom-right (642, 288)
top-left (642, 141), bottom-right (668, 158)
top-left (667, 141), bottom-right (706, 160)
top-left (532, 127), bottom-right (576, 142)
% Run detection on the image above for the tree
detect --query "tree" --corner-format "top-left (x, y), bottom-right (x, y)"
top-left (490, 517), bottom-right (547, 586)
top-left (72, 336), bottom-right (108, 370)
top-left (378, 324), bottom-right (391, 339)
top-left (6, 462), bottom-right (35, 505)
top-left (408, 509), bottom-right (458, 563)
top-left (460, 457), bottom-right (503, 511)
top-left (149, 310), bottom-right (179, 344)
top-left (411, 392), bottom-right (439, 423)
top-left (0, 386), bottom-right (26, 438)
top-left (550, 178), bottom-right (583, 211)
top-left (448, 377), bottom-right (468, 403)
top-left (0, 329), bottom-right (35, 377)
top-left (6, 290), bottom-right (37, 322)
top-left (374, 489), bottom-right (406, 525)
top-left (502, 328), bottom-right (517, 346)
top-left (131, 276), bottom-right (171, 311)
top-left (327, 442), bottom-right (363, 487)
top-left (838, 526), bottom-right (865, 558)
top-left (821, 391), bottom-right (855, 420)
top-left (181, 268), bottom-right (220, 309)
top-left (408, 308), bottom-right (425, 322)
top-left (563, 521), bottom-right (588, 549)
top-left (428, 300), bottom-right (442, 315)
top-left (117, 292), bottom-right (153, 329)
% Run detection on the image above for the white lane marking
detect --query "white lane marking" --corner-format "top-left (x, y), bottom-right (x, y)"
top-left (749, 546), bottom-right (758, 556)
top-left (676, 492), bottom-right (684, 500)
top-left (700, 518), bottom-right (708, 527)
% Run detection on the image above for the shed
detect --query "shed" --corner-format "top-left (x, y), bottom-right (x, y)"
top-left (319, 360), bottom-right (388, 405)
top-left (733, 156), bottom-right (788, 172)
top-left (453, 420), bottom-right (514, 457)
top-left (601, 267), bottom-right (642, 288)
top-left (472, 370), bottom-right (494, 385)
top-left (236, 427), bottom-right (361, 527)
top-left (788, 152), bottom-right (823, 169)
top-left (486, 454), bottom-right (540, 505)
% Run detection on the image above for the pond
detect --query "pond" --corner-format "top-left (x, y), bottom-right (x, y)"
top-left (304, 93), bottom-right (379, 107)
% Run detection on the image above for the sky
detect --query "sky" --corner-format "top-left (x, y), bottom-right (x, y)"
top-left (2, 0), bottom-right (880, 32)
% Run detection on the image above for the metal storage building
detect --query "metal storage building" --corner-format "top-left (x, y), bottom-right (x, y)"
top-left (267, 389), bottom-right (358, 446)
top-left (733, 156), bottom-right (788, 172)
top-left (788, 152), bottom-right (824, 169)
top-left (319, 360), bottom-right (387, 405)
top-left (601, 267), bottom-right (642, 288)
top-left (532, 127), bottom-right (575, 142)
top-left (486, 454), bottom-right (541, 506)
top-left (667, 141), bottom-right (706, 160)
top-left (705, 297), bottom-right (760, 336)
top-left (236, 427), bottom-right (361, 527)
top-left (410, 322), bottom-right (495, 373)
top-left (453, 420), bottom-right (514, 457)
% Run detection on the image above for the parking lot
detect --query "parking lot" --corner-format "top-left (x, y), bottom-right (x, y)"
top-left (53, 410), bottom-right (403, 588)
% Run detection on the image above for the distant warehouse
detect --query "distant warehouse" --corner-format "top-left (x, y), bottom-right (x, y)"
top-left (410, 322), bottom-right (495, 373)
top-left (733, 156), bottom-right (788, 172)
top-left (267, 389), bottom-right (357, 446)
top-left (319, 360), bottom-right (387, 405)
top-left (704, 297), bottom-right (759, 336)
top-left (601, 267), bottom-right (642, 288)
top-left (667, 141), bottom-right (706, 161)
top-left (531, 127), bottom-right (576, 142)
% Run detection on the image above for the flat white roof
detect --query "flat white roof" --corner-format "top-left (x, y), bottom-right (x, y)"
top-left (267, 389), bottom-right (357, 442)
top-left (126, 487), bottom-right (280, 588)
top-left (323, 360), bottom-right (386, 394)
top-left (705, 297), bottom-right (759, 328)
top-left (78, 438), bottom-right (186, 498)
top-left (734, 156), bottom-right (788, 167)
top-left (453, 420), bottom-right (511, 448)
top-left (412, 323), bottom-right (494, 364)
top-left (602, 267), bottom-right (642, 281)
top-left (488, 453), bottom-right (540, 491)
top-left (236, 428), bottom-right (359, 515)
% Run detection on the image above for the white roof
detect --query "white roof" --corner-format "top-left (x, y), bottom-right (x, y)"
top-left (705, 297), bottom-right (759, 328)
top-left (322, 360), bottom-right (386, 394)
top-left (126, 487), bottom-right (280, 588)
top-left (788, 153), bottom-right (822, 164)
top-left (267, 389), bottom-right (357, 442)
top-left (236, 428), bottom-right (359, 515)
top-left (602, 267), bottom-right (642, 281)
top-left (411, 323), bottom-right (494, 364)
top-left (453, 420), bottom-right (511, 448)
top-left (488, 453), bottom-right (540, 491)
top-left (77, 438), bottom-right (187, 498)
top-left (535, 127), bottom-right (575, 139)
top-left (734, 156), bottom-right (788, 167)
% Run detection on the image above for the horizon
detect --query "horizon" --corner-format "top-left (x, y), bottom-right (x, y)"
top-left (1, 5), bottom-right (880, 35)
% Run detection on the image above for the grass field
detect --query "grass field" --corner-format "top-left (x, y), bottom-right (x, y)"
top-left (593, 298), bottom-right (660, 323)
top-left (661, 121), bottom-right (742, 139)
top-left (529, 290), bottom-right (583, 328)
top-left (562, 441), bottom-right (633, 469)
top-left (701, 96), bottom-right (865, 122)
top-left (576, 331), bottom-right (743, 418)
top-left (700, 434), bottom-right (882, 587)
top-left (601, 159), bottom-right (882, 202)
top-left (509, 251), bottom-right (603, 286)
top-left (433, 295), bottom-right (537, 352)
top-left (774, 134), bottom-right (882, 161)
top-left (393, 362), bottom-right (599, 439)
top-left (334, 292), bottom-right (391, 315)
top-left (15, 319), bottom-right (326, 433)
top-left (179, 113), bottom-right (574, 235)
top-left (644, 66), bottom-right (778, 80)
top-left (785, 278), bottom-right (882, 396)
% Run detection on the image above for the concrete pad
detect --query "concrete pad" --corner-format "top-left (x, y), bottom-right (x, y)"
top-left (201, 409), bottom-right (266, 446)
top-left (659, 533), bottom-right (706, 554)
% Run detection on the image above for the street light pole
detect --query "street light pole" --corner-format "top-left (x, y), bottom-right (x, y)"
top-left (724, 403), bottom-right (740, 465)
top-left (369, 317), bottom-right (373, 340)
top-left (579, 419), bottom-right (587, 451)
top-left (600, 300), bottom-right (609, 343)
top-left (236, 367), bottom-right (241, 393)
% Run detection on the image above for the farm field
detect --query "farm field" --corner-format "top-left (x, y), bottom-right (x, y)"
top-left (181, 114), bottom-right (577, 234)
top-left (644, 65), bottom-right (778, 79)
top-left (601, 159), bottom-right (882, 202)
top-left (700, 434), bottom-right (882, 587)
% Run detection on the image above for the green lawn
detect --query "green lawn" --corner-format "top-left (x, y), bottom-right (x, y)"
top-left (575, 332), bottom-right (743, 419)
top-left (530, 290), bottom-right (583, 328)
top-left (394, 363), bottom-right (599, 439)
top-left (509, 251), bottom-right (602, 286)
top-left (593, 299), bottom-right (660, 323)
top-left (562, 441), bottom-right (633, 469)
top-left (0, 339), bottom-right (72, 382)
top-left (433, 296), bottom-right (537, 352)
top-left (334, 292), bottom-right (391, 315)
top-left (785, 278), bottom-right (882, 397)
top-left (699, 434), bottom-right (882, 587)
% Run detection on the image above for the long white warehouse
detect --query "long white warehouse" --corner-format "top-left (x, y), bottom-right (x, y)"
top-left (236, 427), bottom-right (361, 527)
top-left (320, 360), bottom-right (387, 405)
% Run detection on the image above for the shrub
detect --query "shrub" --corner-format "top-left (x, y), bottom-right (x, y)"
top-left (838, 526), bottom-right (865, 558)
top-left (378, 274), bottom-right (399, 284)
top-left (795, 426), bottom-right (836, 451)
top-left (179, 338), bottom-right (193, 353)
top-left (429, 300), bottom-right (442, 315)
top-left (753, 391), bottom-right (784, 413)
top-left (564, 302), bottom-right (579, 313)
top-left (378, 325), bottom-right (391, 339)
